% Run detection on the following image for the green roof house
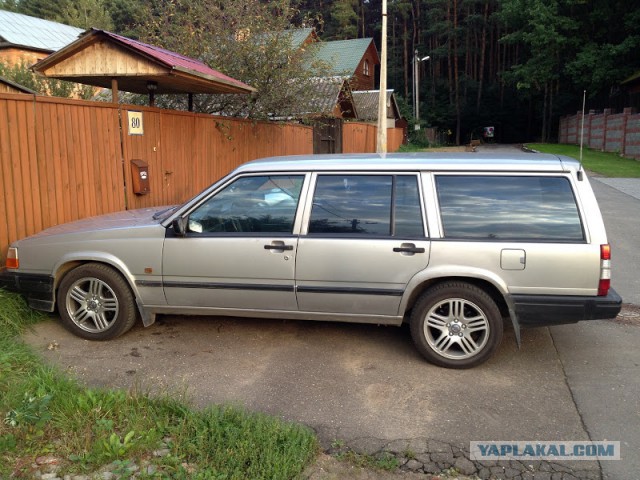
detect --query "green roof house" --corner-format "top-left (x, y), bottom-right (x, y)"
top-left (312, 37), bottom-right (379, 91)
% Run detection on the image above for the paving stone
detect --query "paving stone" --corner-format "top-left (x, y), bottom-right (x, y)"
top-left (428, 440), bottom-right (454, 453)
top-left (532, 473), bottom-right (552, 480)
top-left (349, 437), bottom-right (387, 456)
top-left (404, 459), bottom-right (423, 471)
top-left (550, 464), bottom-right (572, 473)
top-left (431, 451), bottom-right (455, 466)
top-left (477, 467), bottom-right (492, 479)
top-left (504, 468), bottom-right (522, 477)
top-left (423, 462), bottom-right (441, 474)
top-left (454, 456), bottom-right (477, 475)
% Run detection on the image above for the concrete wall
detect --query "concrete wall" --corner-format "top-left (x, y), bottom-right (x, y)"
top-left (559, 108), bottom-right (640, 159)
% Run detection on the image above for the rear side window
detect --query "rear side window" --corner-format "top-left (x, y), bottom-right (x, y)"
top-left (435, 175), bottom-right (584, 241)
top-left (309, 175), bottom-right (424, 237)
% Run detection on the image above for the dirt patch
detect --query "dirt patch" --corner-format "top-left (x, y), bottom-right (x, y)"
top-left (304, 454), bottom-right (471, 480)
top-left (613, 303), bottom-right (640, 326)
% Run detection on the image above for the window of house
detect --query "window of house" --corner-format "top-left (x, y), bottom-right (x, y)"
top-left (363, 59), bottom-right (370, 76)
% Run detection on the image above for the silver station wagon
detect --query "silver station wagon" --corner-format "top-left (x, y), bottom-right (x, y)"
top-left (0, 153), bottom-right (622, 368)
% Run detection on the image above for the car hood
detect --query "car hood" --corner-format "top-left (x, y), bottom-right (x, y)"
top-left (27, 206), bottom-right (175, 239)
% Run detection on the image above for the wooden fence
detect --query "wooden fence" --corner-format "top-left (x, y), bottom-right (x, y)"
top-left (120, 105), bottom-right (313, 210)
top-left (342, 122), bottom-right (404, 153)
top-left (0, 93), bottom-right (402, 260)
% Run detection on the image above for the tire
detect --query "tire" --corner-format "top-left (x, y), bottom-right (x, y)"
top-left (56, 263), bottom-right (137, 340)
top-left (410, 282), bottom-right (503, 369)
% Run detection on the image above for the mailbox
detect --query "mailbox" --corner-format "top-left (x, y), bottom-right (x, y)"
top-left (130, 159), bottom-right (150, 195)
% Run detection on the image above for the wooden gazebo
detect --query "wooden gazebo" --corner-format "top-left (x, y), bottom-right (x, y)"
top-left (32, 29), bottom-right (255, 108)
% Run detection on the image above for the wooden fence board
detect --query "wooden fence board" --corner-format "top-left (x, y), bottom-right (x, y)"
top-left (34, 98), bottom-right (54, 228)
top-left (7, 100), bottom-right (27, 240)
top-left (0, 98), bottom-right (12, 251)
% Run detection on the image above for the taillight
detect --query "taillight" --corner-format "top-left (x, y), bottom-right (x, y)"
top-left (5, 247), bottom-right (19, 269)
top-left (598, 244), bottom-right (611, 296)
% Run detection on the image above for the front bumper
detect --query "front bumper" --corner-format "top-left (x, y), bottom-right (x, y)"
top-left (512, 288), bottom-right (622, 327)
top-left (0, 268), bottom-right (55, 311)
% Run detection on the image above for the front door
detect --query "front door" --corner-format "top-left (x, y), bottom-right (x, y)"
top-left (162, 174), bottom-right (306, 311)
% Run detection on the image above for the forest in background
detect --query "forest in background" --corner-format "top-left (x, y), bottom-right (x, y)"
top-left (1, 0), bottom-right (639, 144)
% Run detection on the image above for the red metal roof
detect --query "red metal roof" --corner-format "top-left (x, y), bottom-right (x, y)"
top-left (97, 30), bottom-right (253, 91)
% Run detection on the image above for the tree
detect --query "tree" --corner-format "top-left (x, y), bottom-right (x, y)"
top-left (0, 0), bottom-right (18, 11)
top-left (13, 0), bottom-right (70, 20)
top-left (134, 0), bottom-right (328, 119)
top-left (498, 0), bottom-right (578, 141)
top-left (327, 0), bottom-right (359, 39)
top-left (0, 61), bottom-right (94, 98)
top-left (104, 0), bottom-right (146, 37)
top-left (565, 0), bottom-right (640, 96)
top-left (59, 0), bottom-right (114, 30)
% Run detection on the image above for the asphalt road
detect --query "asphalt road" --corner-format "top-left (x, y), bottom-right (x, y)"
top-left (22, 147), bottom-right (640, 479)
top-left (549, 175), bottom-right (640, 480)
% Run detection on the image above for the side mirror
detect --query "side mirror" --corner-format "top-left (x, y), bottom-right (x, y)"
top-left (172, 217), bottom-right (187, 236)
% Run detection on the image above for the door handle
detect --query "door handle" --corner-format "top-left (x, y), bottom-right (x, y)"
top-left (393, 244), bottom-right (425, 254)
top-left (264, 244), bottom-right (294, 251)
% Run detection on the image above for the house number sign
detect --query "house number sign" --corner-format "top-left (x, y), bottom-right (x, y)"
top-left (127, 111), bottom-right (144, 135)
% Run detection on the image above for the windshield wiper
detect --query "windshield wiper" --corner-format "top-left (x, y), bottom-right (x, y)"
top-left (152, 206), bottom-right (177, 220)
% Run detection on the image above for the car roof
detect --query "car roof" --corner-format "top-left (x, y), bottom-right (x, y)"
top-left (234, 152), bottom-right (580, 173)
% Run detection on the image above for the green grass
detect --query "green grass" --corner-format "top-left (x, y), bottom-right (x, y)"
top-left (526, 143), bottom-right (640, 178)
top-left (0, 289), bottom-right (318, 479)
top-left (397, 143), bottom-right (429, 152)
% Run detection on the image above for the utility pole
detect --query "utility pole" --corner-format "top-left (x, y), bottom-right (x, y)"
top-left (413, 51), bottom-right (430, 130)
top-left (376, 0), bottom-right (388, 153)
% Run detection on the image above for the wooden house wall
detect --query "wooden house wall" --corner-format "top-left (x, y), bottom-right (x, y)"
top-left (351, 43), bottom-right (379, 91)
top-left (0, 47), bottom-right (47, 67)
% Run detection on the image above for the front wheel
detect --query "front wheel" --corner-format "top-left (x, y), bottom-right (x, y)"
top-left (57, 263), bottom-right (137, 340)
top-left (410, 282), bottom-right (503, 369)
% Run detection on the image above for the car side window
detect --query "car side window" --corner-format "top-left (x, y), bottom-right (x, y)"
top-left (187, 175), bottom-right (304, 234)
top-left (436, 175), bottom-right (584, 241)
top-left (309, 174), bottom-right (424, 237)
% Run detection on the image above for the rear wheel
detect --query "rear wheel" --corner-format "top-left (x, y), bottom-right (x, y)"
top-left (410, 282), bottom-right (503, 368)
top-left (57, 263), bottom-right (137, 340)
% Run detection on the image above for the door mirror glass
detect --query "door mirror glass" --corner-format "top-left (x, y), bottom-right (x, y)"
top-left (172, 217), bottom-right (187, 236)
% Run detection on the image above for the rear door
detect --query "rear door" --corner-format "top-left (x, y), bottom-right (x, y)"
top-left (295, 173), bottom-right (430, 316)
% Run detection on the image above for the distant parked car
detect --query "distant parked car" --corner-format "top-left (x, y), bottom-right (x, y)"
top-left (0, 153), bottom-right (622, 368)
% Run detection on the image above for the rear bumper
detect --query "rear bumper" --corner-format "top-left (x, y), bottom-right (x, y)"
top-left (0, 268), bottom-right (55, 311)
top-left (512, 288), bottom-right (622, 327)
